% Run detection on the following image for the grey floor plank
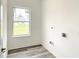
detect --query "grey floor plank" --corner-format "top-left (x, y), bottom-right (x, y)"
top-left (8, 46), bottom-right (55, 58)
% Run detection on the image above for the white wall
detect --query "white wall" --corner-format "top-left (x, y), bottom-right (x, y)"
top-left (42, 0), bottom-right (79, 58)
top-left (7, 0), bottom-right (41, 50)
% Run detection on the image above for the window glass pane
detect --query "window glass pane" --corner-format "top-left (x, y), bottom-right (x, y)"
top-left (13, 22), bottom-right (30, 36)
top-left (14, 8), bottom-right (30, 22)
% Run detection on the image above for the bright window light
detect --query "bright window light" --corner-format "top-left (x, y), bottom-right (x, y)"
top-left (13, 8), bottom-right (31, 36)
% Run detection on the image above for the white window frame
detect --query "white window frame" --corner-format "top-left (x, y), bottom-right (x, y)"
top-left (12, 7), bottom-right (32, 37)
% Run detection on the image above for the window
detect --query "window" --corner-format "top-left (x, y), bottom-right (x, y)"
top-left (13, 8), bottom-right (31, 36)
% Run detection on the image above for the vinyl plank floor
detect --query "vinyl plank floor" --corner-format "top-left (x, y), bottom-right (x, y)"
top-left (8, 46), bottom-right (55, 58)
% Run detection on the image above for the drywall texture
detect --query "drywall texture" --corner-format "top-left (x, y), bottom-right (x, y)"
top-left (7, 0), bottom-right (41, 50)
top-left (42, 0), bottom-right (79, 58)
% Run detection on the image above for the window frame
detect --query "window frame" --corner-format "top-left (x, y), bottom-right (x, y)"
top-left (12, 7), bottom-right (32, 37)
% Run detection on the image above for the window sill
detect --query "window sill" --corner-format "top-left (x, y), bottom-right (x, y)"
top-left (12, 34), bottom-right (31, 38)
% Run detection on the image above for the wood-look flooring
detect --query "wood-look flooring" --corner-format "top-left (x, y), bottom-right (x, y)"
top-left (8, 45), bottom-right (56, 58)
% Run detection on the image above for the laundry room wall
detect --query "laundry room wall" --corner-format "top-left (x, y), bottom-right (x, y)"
top-left (7, 0), bottom-right (42, 50)
top-left (42, 0), bottom-right (79, 58)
